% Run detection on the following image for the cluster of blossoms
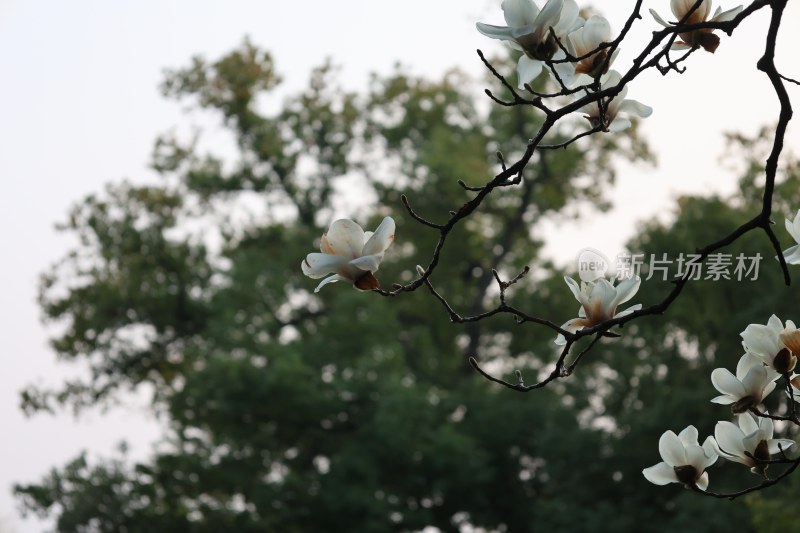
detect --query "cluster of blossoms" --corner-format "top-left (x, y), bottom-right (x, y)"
top-left (475, 0), bottom-right (747, 132)
top-left (643, 316), bottom-right (800, 491)
top-left (297, 2), bottom-right (800, 497)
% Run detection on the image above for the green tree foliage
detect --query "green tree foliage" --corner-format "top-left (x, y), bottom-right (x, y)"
top-left (16, 40), bottom-right (799, 532)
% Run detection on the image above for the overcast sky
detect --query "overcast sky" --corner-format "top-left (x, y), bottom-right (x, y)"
top-left (1, 1), bottom-right (798, 531)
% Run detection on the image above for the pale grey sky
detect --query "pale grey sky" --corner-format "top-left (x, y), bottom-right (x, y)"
top-left (1, 1), bottom-right (798, 531)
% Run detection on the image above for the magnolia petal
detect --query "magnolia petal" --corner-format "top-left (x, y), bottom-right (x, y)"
top-left (768, 314), bottom-right (785, 331)
top-left (736, 352), bottom-right (764, 380)
top-left (685, 444), bottom-right (709, 471)
top-left (696, 471), bottom-right (709, 491)
top-left (616, 303), bottom-right (642, 319)
top-left (715, 421), bottom-right (747, 458)
top-left (786, 211), bottom-right (800, 242)
top-left (712, 5), bottom-right (743, 22)
top-left (611, 276), bottom-right (641, 307)
top-left (618, 99), bottom-right (653, 118)
top-left (588, 278), bottom-right (617, 314)
top-left (552, 0), bottom-right (580, 35)
top-left (711, 368), bottom-right (747, 398)
top-left (741, 323), bottom-right (782, 358)
top-left (535, 0), bottom-right (565, 39)
top-left (742, 365), bottom-right (769, 396)
top-left (710, 394), bottom-right (734, 405)
top-left (517, 56), bottom-right (544, 88)
top-left (659, 430), bottom-right (687, 467)
top-left (758, 415), bottom-right (775, 440)
top-left (302, 253), bottom-right (349, 279)
top-left (768, 439), bottom-right (795, 455)
top-left (326, 219), bottom-right (366, 259)
top-left (701, 436), bottom-right (719, 469)
top-left (582, 15), bottom-right (611, 49)
top-left (607, 117), bottom-right (632, 132)
top-left (783, 244), bottom-right (800, 265)
top-left (476, 22), bottom-right (516, 41)
top-left (642, 462), bottom-right (678, 485)
top-left (673, 0), bottom-right (710, 21)
top-left (362, 216), bottom-right (395, 256)
top-left (552, 60), bottom-right (577, 87)
top-left (738, 412), bottom-right (759, 436)
top-left (349, 254), bottom-right (382, 273)
top-left (670, 0), bottom-right (690, 18)
top-left (741, 365), bottom-right (770, 397)
top-left (678, 425), bottom-right (700, 447)
top-left (564, 276), bottom-right (583, 303)
top-left (314, 274), bottom-right (346, 293)
top-left (554, 317), bottom-right (589, 345)
top-left (671, 41), bottom-right (693, 50)
top-left (502, 0), bottom-right (540, 28)
top-left (650, 8), bottom-right (671, 27)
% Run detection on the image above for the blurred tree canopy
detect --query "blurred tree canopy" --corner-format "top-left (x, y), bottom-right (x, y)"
top-left (14, 40), bottom-right (800, 532)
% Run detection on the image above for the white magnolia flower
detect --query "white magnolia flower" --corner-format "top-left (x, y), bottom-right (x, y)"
top-left (302, 217), bottom-right (395, 293)
top-left (642, 426), bottom-right (718, 490)
top-left (553, 15), bottom-right (618, 87)
top-left (576, 71), bottom-right (652, 133)
top-left (554, 275), bottom-right (641, 345)
top-left (711, 353), bottom-right (780, 413)
top-left (715, 412), bottom-right (794, 474)
top-left (650, 0), bottom-right (744, 53)
top-left (741, 314), bottom-right (800, 374)
top-left (476, 0), bottom-right (583, 89)
top-left (781, 209), bottom-right (800, 264)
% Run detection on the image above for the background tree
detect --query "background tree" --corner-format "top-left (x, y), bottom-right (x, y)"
top-left (14, 39), bottom-right (798, 532)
